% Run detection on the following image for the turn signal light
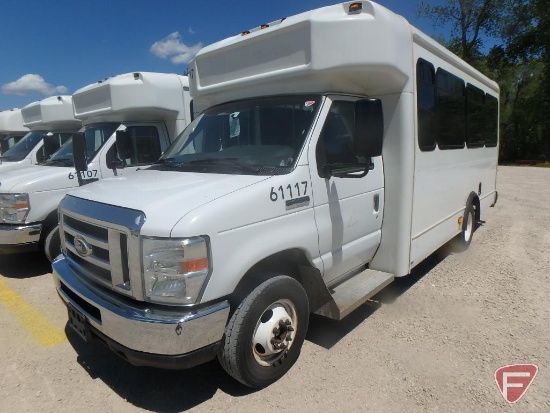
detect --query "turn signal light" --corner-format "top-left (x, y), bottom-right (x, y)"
top-left (182, 257), bottom-right (209, 273)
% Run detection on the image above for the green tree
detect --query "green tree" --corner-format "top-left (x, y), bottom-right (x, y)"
top-left (418, 0), bottom-right (505, 64)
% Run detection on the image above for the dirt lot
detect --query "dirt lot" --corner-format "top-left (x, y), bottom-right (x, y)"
top-left (0, 165), bottom-right (549, 413)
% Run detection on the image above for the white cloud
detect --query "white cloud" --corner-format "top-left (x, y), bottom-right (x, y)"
top-left (150, 32), bottom-right (202, 65)
top-left (188, 27), bottom-right (196, 35)
top-left (2, 74), bottom-right (68, 96)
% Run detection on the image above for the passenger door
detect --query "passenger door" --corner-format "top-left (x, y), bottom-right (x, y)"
top-left (309, 97), bottom-right (384, 285)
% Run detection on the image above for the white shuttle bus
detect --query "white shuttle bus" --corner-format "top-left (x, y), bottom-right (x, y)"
top-left (0, 96), bottom-right (80, 173)
top-left (0, 109), bottom-right (29, 155)
top-left (0, 72), bottom-right (190, 261)
top-left (52, 2), bottom-right (499, 388)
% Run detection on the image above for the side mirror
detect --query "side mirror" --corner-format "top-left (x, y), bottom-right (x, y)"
top-left (354, 98), bottom-right (384, 159)
top-left (0, 137), bottom-right (9, 154)
top-left (72, 132), bottom-right (88, 173)
top-left (42, 134), bottom-right (60, 158)
top-left (115, 130), bottom-right (132, 162)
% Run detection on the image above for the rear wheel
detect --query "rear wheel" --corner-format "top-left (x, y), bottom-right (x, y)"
top-left (218, 275), bottom-right (309, 388)
top-left (452, 203), bottom-right (476, 251)
top-left (44, 225), bottom-right (61, 262)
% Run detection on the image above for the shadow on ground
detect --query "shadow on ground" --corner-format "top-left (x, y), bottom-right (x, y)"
top-left (64, 246), bottom-right (452, 412)
top-left (306, 246), bottom-right (449, 349)
top-left (66, 327), bottom-right (256, 412)
top-left (0, 252), bottom-right (51, 278)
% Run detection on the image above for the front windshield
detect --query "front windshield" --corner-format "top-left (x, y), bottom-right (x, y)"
top-left (156, 95), bottom-right (322, 175)
top-left (1, 130), bottom-right (50, 162)
top-left (44, 124), bottom-right (118, 167)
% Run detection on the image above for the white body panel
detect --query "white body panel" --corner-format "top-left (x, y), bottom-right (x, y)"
top-left (22, 96), bottom-right (81, 131)
top-left (0, 109), bottom-right (29, 155)
top-left (0, 109), bottom-right (29, 134)
top-left (73, 72), bottom-right (191, 140)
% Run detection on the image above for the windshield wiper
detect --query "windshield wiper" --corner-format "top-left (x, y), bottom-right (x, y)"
top-left (0, 156), bottom-right (19, 162)
top-left (44, 158), bottom-right (74, 166)
top-left (188, 158), bottom-right (261, 173)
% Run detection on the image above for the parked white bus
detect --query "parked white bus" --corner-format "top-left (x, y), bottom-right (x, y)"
top-left (0, 72), bottom-right (191, 261)
top-left (53, 1), bottom-right (499, 388)
top-left (0, 96), bottom-right (80, 173)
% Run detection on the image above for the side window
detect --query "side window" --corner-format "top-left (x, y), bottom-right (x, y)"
top-left (417, 59), bottom-right (437, 151)
top-left (437, 68), bottom-right (465, 149)
top-left (119, 126), bottom-right (162, 166)
top-left (316, 101), bottom-right (357, 177)
top-left (36, 132), bottom-right (72, 162)
top-left (466, 84), bottom-right (485, 148)
top-left (484, 94), bottom-right (498, 147)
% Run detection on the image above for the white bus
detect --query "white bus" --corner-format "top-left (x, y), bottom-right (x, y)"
top-left (53, 1), bottom-right (498, 388)
top-left (0, 96), bottom-right (80, 173)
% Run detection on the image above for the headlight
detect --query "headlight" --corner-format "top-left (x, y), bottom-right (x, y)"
top-left (0, 193), bottom-right (30, 224)
top-left (142, 236), bottom-right (210, 305)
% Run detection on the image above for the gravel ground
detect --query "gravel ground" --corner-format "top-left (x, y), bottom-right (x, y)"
top-left (0, 165), bottom-right (549, 412)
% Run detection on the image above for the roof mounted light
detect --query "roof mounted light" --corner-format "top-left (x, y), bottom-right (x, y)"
top-left (349, 2), bottom-right (362, 13)
top-left (133, 72), bottom-right (141, 80)
top-left (241, 30), bottom-right (250, 36)
top-left (261, 24), bottom-right (269, 29)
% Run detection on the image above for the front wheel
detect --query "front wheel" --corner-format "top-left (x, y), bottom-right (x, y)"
top-left (218, 275), bottom-right (309, 388)
top-left (44, 225), bottom-right (61, 262)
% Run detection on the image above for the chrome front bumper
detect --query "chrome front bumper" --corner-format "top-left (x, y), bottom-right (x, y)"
top-left (52, 256), bottom-right (230, 357)
top-left (0, 223), bottom-right (42, 245)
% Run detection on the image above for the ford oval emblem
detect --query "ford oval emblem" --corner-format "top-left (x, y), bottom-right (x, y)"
top-left (74, 235), bottom-right (93, 257)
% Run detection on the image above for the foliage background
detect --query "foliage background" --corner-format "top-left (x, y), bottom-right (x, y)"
top-left (418, 0), bottom-right (549, 163)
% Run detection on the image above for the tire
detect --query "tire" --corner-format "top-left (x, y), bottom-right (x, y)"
top-left (218, 275), bottom-right (309, 388)
top-left (44, 225), bottom-right (61, 262)
top-left (452, 202), bottom-right (476, 252)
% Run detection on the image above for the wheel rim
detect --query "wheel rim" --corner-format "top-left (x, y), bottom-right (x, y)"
top-left (252, 299), bottom-right (298, 367)
top-left (464, 210), bottom-right (475, 242)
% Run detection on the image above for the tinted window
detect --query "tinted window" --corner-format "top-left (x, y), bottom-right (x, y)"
top-left (417, 59), bottom-right (437, 151)
top-left (437, 69), bottom-right (465, 149)
top-left (485, 95), bottom-right (499, 147)
top-left (316, 101), bottom-right (358, 176)
top-left (466, 84), bottom-right (485, 148)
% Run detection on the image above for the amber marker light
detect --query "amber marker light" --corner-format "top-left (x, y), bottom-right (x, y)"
top-left (349, 2), bottom-right (363, 13)
top-left (241, 30), bottom-right (250, 36)
top-left (261, 24), bottom-right (269, 29)
top-left (182, 257), bottom-right (209, 273)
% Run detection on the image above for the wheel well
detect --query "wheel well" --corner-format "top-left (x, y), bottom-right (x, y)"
top-left (39, 209), bottom-right (59, 245)
top-left (229, 249), bottom-right (316, 311)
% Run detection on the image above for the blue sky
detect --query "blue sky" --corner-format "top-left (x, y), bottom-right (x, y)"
top-left (0, 0), bottom-right (446, 110)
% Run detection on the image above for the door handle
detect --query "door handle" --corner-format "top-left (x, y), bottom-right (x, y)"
top-left (373, 193), bottom-right (380, 212)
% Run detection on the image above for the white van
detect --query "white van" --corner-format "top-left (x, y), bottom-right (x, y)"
top-left (0, 72), bottom-right (191, 261)
top-left (53, 2), bottom-right (499, 388)
top-left (0, 96), bottom-right (80, 173)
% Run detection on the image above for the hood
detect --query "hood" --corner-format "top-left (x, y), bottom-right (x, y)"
top-left (0, 159), bottom-right (32, 174)
top-left (0, 165), bottom-right (78, 193)
top-left (68, 169), bottom-right (270, 236)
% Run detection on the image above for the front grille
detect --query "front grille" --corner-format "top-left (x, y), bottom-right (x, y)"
top-left (59, 196), bottom-right (146, 299)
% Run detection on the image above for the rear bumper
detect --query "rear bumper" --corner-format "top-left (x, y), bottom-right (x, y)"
top-left (0, 223), bottom-right (41, 253)
top-left (52, 256), bottom-right (230, 367)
